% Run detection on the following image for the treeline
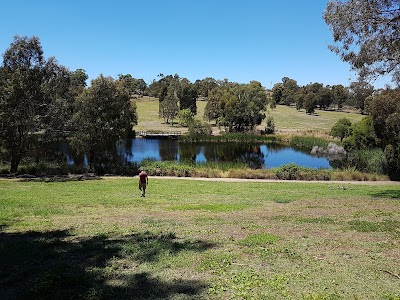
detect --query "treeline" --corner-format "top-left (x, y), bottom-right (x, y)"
top-left (0, 36), bottom-right (137, 173)
top-left (271, 77), bottom-right (374, 114)
top-left (1, 35), bottom-right (400, 177)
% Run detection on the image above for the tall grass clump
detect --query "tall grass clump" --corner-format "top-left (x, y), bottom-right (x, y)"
top-left (289, 136), bottom-right (331, 151)
top-left (346, 148), bottom-right (387, 174)
top-left (140, 159), bottom-right (196, 177)
top-left (275, 163), bottom-right (332, 181)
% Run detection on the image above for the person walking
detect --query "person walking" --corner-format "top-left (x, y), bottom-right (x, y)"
top-left (138, 169), bottom-right (149, 197)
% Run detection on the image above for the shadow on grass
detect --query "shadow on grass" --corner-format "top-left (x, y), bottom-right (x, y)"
top-left (370, 189), bottom-right (400, 199)
top-left (0, 228), bottom-right (213, 300)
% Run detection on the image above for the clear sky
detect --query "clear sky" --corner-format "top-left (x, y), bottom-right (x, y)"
top-left (0, 0), bottom-right (389, 88)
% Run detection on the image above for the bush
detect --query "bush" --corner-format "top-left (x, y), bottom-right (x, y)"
top-left (188, 120), bottom-right (212, 137)
top-left (347, 148), bottom-right (387, 174)
top-left (276, 163), bottom-right (300, 180)
top-left (330, 118), bottom-right (352, 141)
top-left (177, 108), bottom-right (194, 127)
top-left (265, 115), bottom-right (275, 134)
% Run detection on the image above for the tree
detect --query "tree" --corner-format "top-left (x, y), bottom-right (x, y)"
top-left (0, 36), bottom-right (69, 173)
top-left (159, 82), bottom-right (179, 124)
top-left (330, 118), bottom-right (352, 141)
top-left (194, 77), bottom-right (217, 98)
top-left (281, 77), bottom-right (299, 105)
top-left (324, 0), bottom-right (400, 84)
top-left (349, 80), bottom-right (374, 113)
top-left (70, 75), bottom-right (137, 170)
top-left (177, 78), bottom-right (197, 115)
top-left (265, 115), bottom-right (275, 134)
top-left (368, 88), bottom-right (400, 175)
top-left (343, 116), bottom-right (377, 151)
top-left (205, 81), bottom-right (267, 132)
top-left (331, 84), bottom-right (348, 110)
top-left (204, 88), bottom-right (223, 123)
top-left (177, 108), bottom-right (194, 127)
top-left (271, 83), bottom-right (284, 104)
top-left (118, 74), bottom-right (147, 97)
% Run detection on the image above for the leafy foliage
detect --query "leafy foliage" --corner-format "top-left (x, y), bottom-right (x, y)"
top-left (324, 0), bottom-right (400, 84)
top-left (70, 75), bottom-right (137, 169)
top-left (0, 36), bottom-right (71, 172)
top-left (204, 80), bottom-right (267, 132)
top-left (330, 118), bottom-right (352, 141)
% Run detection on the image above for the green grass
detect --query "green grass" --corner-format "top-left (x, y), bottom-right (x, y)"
top-left (1, 178), bottom-right (399, 299)
top-left (134, 99), bottom-right (364, 134)
top-left (268, 105), bottom-right (364, 132)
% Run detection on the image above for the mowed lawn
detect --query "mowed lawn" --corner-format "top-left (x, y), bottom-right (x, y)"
top-left (1, 178), bottom-right (399, 299)
top-left (133, 98), bottom-right (364, 133)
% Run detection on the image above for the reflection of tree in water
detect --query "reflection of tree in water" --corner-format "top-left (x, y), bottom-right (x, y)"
top-left (202, 143), bottom-right (265, 169)
top-left (159, 140), bottom-right (179, 161)
top-left (179, 143), bottom-right (202, 163)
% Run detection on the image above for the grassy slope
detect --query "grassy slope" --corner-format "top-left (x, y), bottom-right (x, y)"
top-left (133, 98), bottom-right (364, 133)
top-left (1, 178), bottom-right (399, 299)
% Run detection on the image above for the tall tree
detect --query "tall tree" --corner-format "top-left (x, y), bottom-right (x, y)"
top-left (324, 0), bottom-right (400, 84)
top-left (177, 78), bottom-right (197, 115)
top-left (331, 84), bottom-right (348, 110)
top-left (204, 81), bottom-right (267, 132)
top-left (369, 88), bottom-right (400, 175)
top-left (159, 82), bottom-right (179, 124)
top-left (281, 77), bottom-right (299, 106)
top-left (70, 75), bottom-right (137, 170)
top-left (0, 36), bottom-right (68, 172)
top-left (349, 80), bottom-right (374, 113)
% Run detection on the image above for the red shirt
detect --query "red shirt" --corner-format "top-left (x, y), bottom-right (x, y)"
top-left (139, 171), bottom-right (148, 183)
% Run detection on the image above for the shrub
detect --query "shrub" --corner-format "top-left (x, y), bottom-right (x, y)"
top-left (188, 120), bottom-right (212, 137)
top-left (265, 115), bottom-right (275, 134)
top-left (177, 108), bottom-right (194, 127)
top-left (330, 118), bottom-right (352, 141)
top-left (276, 163), bottom-right (300, 180)
top-left (347, 148), bottom-right (387, 174)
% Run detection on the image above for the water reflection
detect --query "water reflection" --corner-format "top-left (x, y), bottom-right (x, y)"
top-left (113, 138), bottom-right (333, 170)
top-left (33, 138), bottom-right (335, 170)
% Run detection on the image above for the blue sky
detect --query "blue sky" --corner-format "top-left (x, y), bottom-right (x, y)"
top-left (0, 1), bottom-right (389, 88)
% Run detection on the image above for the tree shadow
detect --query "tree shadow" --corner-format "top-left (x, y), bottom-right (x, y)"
top-left (0, 228), bottom-right (213, 299)
top-left (370, 189), bottom-right (400, 199)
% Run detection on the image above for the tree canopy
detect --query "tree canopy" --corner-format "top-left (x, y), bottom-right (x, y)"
top-left (0, 36), bottom-right (70, 172)
top-left (70, 75), bottom-right (137, 169)
top-left (324, 0), bottom-right (400, 85)
top-left (204, 81), bottom-right (267, 132)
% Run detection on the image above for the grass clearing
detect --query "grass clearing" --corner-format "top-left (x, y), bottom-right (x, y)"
top-left (134, 99), bottom-right (364, 134)
top-left (1, 177), bottom-right (399, 299)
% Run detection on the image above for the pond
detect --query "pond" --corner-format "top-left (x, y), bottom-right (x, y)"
top-left (57, 138), bottom-right (337, 170)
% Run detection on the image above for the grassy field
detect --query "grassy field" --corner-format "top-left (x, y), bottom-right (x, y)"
top-left (1, 178), bottom-right (399, 299)
top-left (134, 97), bottom-right (207, 133)
top-left (133, 98), bottom-right (364, 133)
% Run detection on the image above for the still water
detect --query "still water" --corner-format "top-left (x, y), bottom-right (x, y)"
top-left (106, 138), bottom-right (333, 169)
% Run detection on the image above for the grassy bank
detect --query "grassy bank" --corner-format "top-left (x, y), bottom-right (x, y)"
top-left (140, 160), bottom-right (389, 182)
top-left (134, 99), bottom-right (364, 133)
top-left (1, 178), bottom-right (399, 299)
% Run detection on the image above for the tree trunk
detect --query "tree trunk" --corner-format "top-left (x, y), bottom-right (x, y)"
top-left (10, 155), bottom-right (21, 174)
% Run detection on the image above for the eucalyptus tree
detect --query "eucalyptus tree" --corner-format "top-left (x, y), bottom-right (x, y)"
top-left (331, 84), bottom-right (349, 110)
top-left (70, 75), bottom-right (137, 170)
top-left (204, 80), bottom-right (267, 132)
top-left (194, 77), bottom-right (218, 98)
top-left (0, 36), bottom-right (71, 173)
top-left (177, 78), bottom-right (197, 115)
top-left (158, 81), bottom-right (179, 124)
top-left (349, 80), bottom-right (374, 114)
top-left (324, 0), bottom-right (400, 85)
